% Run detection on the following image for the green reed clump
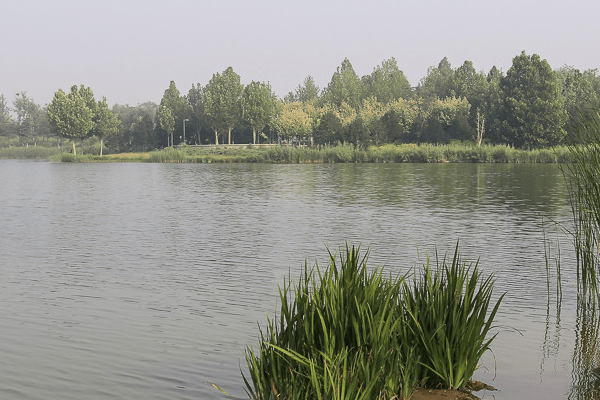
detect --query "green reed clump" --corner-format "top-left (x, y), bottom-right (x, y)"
top-left (562, 111), bottom-right (600, 298)
top-left (148, 147), bottom-right (189, 162)
top-left (243, 244), bottom-right (502, 399)
top-left (402, 247), bottom-right (504, 390)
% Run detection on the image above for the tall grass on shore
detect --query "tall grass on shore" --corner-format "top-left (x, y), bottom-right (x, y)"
top-left (7, 141), bottom-right (570, 164)
top-left (0, 145), bottom-right (64, 159)
top-left (141, 143), bottom-right (571, 164)
top-left (562, 111), bottom-right (600, 299)
top-left (243, 244), bottom-right (503, 400)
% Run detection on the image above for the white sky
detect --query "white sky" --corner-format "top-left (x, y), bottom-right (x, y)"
top-left (2, 0), bottom-right (600, 107)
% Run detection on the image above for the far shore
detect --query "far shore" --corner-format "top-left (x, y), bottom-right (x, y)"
top-left (0, 142), bottom-right (573, 164)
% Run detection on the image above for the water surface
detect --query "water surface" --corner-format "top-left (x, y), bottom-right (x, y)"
top-left (0, 160), bottom-right (588, 399)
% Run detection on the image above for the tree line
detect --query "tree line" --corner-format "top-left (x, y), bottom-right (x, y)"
top-left (2, 51), bottom-right (600, 153)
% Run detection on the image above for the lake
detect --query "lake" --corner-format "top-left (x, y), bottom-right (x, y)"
top-left (0, 160), bottom-right (593, 399)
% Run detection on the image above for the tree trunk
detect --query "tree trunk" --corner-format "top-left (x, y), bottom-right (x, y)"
top-left (214, 129), bottom-right (219, 145)
top-left (72, 140), bottom-right (77, 156)
top-left (252, 128), bottom-right (256, 145)
top-left (100, 138), bottom-right (104, 156)
top-left (228, 127), bottom-right (232, 144)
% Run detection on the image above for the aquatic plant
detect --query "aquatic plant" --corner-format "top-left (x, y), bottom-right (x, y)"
top-left (562, 110), bottom-right (600, 299)
top-left (243, 243), bottom-right (503, 399)
top-left (401, 249), bottom-right (504, 390)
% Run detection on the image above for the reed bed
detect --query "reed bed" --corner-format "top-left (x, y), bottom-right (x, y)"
top-left (11, 142), bottom-right (569, 163)
top-left (0, 145), bottom-right (64, 159)
top-left (562, 111), bottom-right (600, 299)
top-left (137, 143), bottom-right (572, 164)
top-left (243, 244), bottom-right (503, 400)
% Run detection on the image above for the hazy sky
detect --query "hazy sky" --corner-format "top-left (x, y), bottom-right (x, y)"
top-left (3, 0), bottom-right (600, 107)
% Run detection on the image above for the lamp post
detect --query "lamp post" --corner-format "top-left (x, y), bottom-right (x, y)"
top-left (183, 119), bottom-right (189, 144)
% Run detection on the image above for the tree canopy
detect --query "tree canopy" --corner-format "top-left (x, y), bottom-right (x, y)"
top-left (500, 51), bottom-right (567, 148)
top-left (47, 86), bottom-right (95, 155)
top-left (26, 52), bottom-right (600, 152)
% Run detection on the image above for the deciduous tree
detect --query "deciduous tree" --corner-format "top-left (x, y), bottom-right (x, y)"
top-left (241, 81), bottom-right (276, 144)
top-left (47, 86), bottom-right (94, 155)
top-left (157, 103), bottom-right (175, 146)
top-left (500, 51), bottom-right (566, 148)
top-left (273, 102), bottom-right (312, 142)
top-left (0, 94), bottom-right (11, 136)
top-left (322, 58), bottom-right (364, 109)
top-left (203, 67), bottom-right (243, 144)
top-left (93, 97), bottom-right (121, 155)
top-left (294, 75), bottom-right (320, 104)
top-left (417, 57), bottom-right (453, 101)
top-left (158, 81), bottom-right (189, 145)
top-left (362, 58), bottom-right (412, 103)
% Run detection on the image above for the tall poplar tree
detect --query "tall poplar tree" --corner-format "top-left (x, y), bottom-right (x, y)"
top-left (241, 81), bottom-right (276, 144)
top-left (158, 81), bottom-right (189, 145)
top-left (93, 97), bottom-right (121, 155)
top-left (322, 58), bottom-right (364, 109)
top-left (203, 67), bottom-right (243, 144)
top-left (157, 104), bottom-right (175, 146)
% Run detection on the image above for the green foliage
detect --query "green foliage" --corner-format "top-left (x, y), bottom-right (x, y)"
top-left (12, 92), bottom-right (49, 142)
top-left (111, 103), bottom-right (159, 152)
top-left (362, 58), bottom-right (412, 103)
top-left (500, 51), bottom-right (567, 148)
top-left (562, 110), bottom-right (600, 298)
top-left (291, 75), bottom-right (321, 104)
top-left (157, 103), bottom-right (175, 145)
top-left (417, 57), bottom-right (454, 101)
top-left (241, 81), bottom-right (276, 144)
top-left (0, 145), bottom-right (64, 159)
top-left (93, 97), bottom-right (121, 155)
top-left (148, 146), bottom-right (186, 163)
top-left (322, 58), bottom-right (364, 109)
top-left (557, 66), bottom-right (600, 128)
top-left (314, 111), bottom-right (343, 145)
top-left (203, 67), bottom-right (244, 145)
top-left (272, 102), bottom-right (313, 140)
top-left (45, 142), bottom-right (572, 164)
top-left (243, 244), bottom-right (503, 399)
top-left (0, 94), bottom-right (11, 136)
top-left (47, 86), bottom-right (95, 155)
top-left (402, 248), bottom-right (504, 389)
top-left (158, 81), bottom-right (190, 146)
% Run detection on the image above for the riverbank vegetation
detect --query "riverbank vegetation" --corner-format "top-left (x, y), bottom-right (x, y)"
top-left (562, 111), bottom-right (600, 299)
top-left (2, 52), bottom-right (600, 156)
top-left (10, 142), bottom-right (571, 164)
top-left (243, 244), bottom-right (502, 399)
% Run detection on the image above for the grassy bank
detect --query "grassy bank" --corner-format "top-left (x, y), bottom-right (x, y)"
top-left (2, 142), bottom-right (573, 163)
top-left (244, 244), bottom-right (503, 400)
top-left (148, 143), bottom-right (572, 164)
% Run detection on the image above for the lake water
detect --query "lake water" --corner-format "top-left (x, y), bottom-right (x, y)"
top-left (0, 160), bottom-right (594, 399)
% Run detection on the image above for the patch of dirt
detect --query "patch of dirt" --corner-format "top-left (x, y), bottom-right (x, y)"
top-left (409, 381), bottom-right (496, 400)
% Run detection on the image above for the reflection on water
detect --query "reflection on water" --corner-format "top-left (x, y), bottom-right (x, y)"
top-left (569, 301), bottom-right (600, 399)
top-left (0, 160), bottom-right (589, 399)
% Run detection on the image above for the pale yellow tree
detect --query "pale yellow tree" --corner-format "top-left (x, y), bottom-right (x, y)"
top-left (272, 102), bottom-right (312, 142)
